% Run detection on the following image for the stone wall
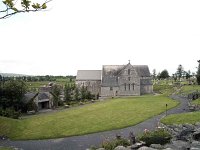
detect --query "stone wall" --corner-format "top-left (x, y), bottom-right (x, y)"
top-left (76, 80), bottom-right (101, 95)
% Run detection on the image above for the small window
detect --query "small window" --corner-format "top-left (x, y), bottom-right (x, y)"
top-left (110, 87), bottom-right (113, 91)
top-left (132, 83), bottom-right (134, 90)
top-left (128, 84), bottom-right (130, 91)
top-left (128, 69), bottom-right (130, 75)
top-left (124, 83), bottom-right (126, 91)
top-left (128, 77), bottom-right (131, 81)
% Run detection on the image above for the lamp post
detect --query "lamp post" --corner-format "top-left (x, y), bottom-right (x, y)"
top-left (166, 104), bottom-right (168, 116)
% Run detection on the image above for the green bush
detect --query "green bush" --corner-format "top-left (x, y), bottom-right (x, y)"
top-left (138, 129), bottom-right (171, 146)
top-left (102, 137), bottom-right (130, 150)
top-left (0, 107), bottom-right (21, 119)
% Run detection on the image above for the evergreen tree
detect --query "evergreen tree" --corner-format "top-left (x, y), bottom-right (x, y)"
top-left (74, 87), bottom-right (80, 101)
top-left (64, 83), bottom-right (72, 102)
top-left (177, 64), bottom-right (184, 81)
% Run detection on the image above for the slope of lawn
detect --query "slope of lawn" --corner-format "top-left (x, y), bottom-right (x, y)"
top-left (161, 111), bottom-right (200, 125)
top-left (179, 85), bottom-right (200, 94)
top-left (0, 95), bottom-right (178, 140)
top-left (192, 98), bottom-right (200, 105)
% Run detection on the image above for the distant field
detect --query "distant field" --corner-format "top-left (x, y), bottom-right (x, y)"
top-left (0, 95), bottom-right (178, 140)
top-left (26, 78), bottom-right (74, 89)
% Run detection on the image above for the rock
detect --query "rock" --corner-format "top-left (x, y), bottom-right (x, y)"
top-left (193, 131), bottom-right (200, 140)
top-left (190, 148), bottom-right (200, 150)
top-left (195, 122), bottom-right (200, 128)
top-left (191, 141), bottom-right (200, 149)
top-left (171, 140), bottom-right (190, 150)
top-left (96, 148), bottom-right (106, 150)
top-left (64, 105), bottom-right (70, 108)
top-left (137, 146), bottom-right (157, 150)
top-left (150, 144), bottom-right (163, 149)
top-left (130, 142), bottom-right (145, 149)
top-left (162, 148), bottom-right (173, 150)
top-left (183, 124), bottom-right (195, 131)
top-left (177, 128), bottom-right (194, 141)
top-left (114, 146), bottom-right (129, 150)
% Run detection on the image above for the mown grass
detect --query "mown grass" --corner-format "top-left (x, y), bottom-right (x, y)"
top-left (0, 147), bottom-right (14, 150)
top-left (179, 85), bottom-right (200, 94)
top-left (161, 111), bottom-right (200, 125)
top-left (0, 95), bottom-right (178, 140)
top-left (192, 98), bottom-right (200, 105)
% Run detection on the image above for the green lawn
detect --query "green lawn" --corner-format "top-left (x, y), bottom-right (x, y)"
top-left (161, 111), bottom-right (200, 125)
top-left (0, 95), bottom-right (178, 140)
top-left (0, 147), bottom-right (14, 150)
top-left (192, 98), bottom-right (200, 105)
top-left (179, 85), bottom-right (200, 94)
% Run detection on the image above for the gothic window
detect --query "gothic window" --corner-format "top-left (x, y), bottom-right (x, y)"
top-left (128, 77), bottom-right (131, 81)
top-left (110, 87), bottom-right (113, 91)
top-left (128, 84), bottom-right (130, 91)
top-left (132, 83), bottom-right (134, 90)
top-left (128, 69), bottom-right (130, 75)
top-left (124, 83), bottom-right (126, 91)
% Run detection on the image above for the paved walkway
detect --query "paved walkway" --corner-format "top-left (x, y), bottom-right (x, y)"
top-left (0, 95), bottom-right (189, 150)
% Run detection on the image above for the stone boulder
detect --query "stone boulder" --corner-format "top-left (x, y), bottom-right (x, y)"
top-left (193, 131), bottom-right (200, 141)
top-left (114, 146), bottom-right (129, 150)
top-left (150, 144), bottom-right (163, 149)
top-left (137, 146), bottom-right (157, 150)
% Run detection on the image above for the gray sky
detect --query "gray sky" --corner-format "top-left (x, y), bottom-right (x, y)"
top-left (0, 0), bottom-right (199, 76)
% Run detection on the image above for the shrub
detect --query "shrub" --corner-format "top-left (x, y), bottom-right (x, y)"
top-left (0, 107), bottom-right (21, 119)
top-left (138, 128), bottom-right (171, 146)
top-left (102, 137), bottom-right (130, 150)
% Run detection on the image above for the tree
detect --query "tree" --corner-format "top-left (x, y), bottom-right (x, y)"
top-left (196, 60), bottom-right (200, 85)
top-left (152, 69), bottom-right (156, 80)
top-left (0, 80), bottom-right (27, 110)
top-left (172, 73), bottom-right (177, 82)
top-left (51, 84), bottom-right (61, 108)
top-left (159, 70), bottom-right (170, 79)
top-left (80, 86), bottom-right (87, 100)
top-left (64, 83), bottom-right (72, 102)
top-left (185, 70), bottom-right (191, 80)
top-left (177, 64), bottom-right (184, 81)
top-left (0, 0), bottom-right (51, 19)
top-left (74, 87), bottom-right (80, 101)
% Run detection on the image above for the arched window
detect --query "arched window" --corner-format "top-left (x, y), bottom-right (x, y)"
top-left (128, 84), bottom-right (131, 91)
top-left (128, 69), bottom-right (130, 75)
top-left (132, 83), bottom-right (134, 90)
top-left (124, 83), bottom-right (126, 91)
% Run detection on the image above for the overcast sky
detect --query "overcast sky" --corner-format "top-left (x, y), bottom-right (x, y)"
top-left (0, 0), bottom-right (200, 76)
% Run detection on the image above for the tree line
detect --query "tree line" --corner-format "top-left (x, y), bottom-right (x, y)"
top-left (152, 60), bottom-right (200, 85)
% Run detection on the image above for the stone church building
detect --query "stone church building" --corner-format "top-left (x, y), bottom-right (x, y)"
top-left (76, 62), bottom-right (153, 97)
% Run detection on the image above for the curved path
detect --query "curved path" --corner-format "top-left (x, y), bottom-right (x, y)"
top-left (0, 95), bottom-right (189, 150)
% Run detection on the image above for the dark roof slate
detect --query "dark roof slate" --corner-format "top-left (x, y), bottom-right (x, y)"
top-left (23, 92), bottom-right (37, 103)
top-left (38, 92), bottom-right (49, 100)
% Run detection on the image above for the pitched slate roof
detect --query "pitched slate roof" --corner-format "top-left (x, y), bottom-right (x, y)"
top-left (133, 65), bottom-right (151, 77)
top-left (38, 92), bottom-right (49, 100)
top-left (23, 92), bottom-right (37, 103)
top-left (76, 70), bottom-right (101, 80)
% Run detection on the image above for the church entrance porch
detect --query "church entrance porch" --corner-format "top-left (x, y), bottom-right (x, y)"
top-left (38, 101), bottom-right (49, 110)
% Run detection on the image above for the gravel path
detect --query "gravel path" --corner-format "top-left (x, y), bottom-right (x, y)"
top-left (0, 95), bottom-right (189, 150)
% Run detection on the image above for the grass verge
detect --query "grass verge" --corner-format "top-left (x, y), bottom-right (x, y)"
top-left (161, 111), bottom-right (200, 125)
